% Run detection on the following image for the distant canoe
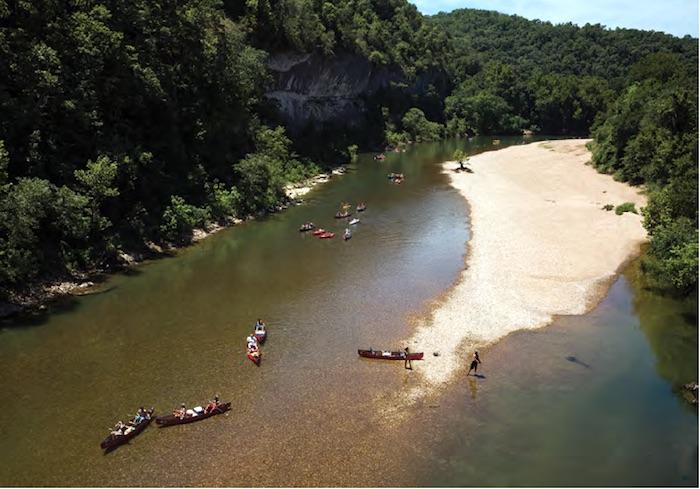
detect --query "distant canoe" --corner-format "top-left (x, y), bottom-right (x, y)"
top-left (100, 408), bottom-right (155, 451)
top-left (318, 232), bottom-right (335, 239)
top-left (312, 228), bottom-right (326, 236)
top-left (357, 349), bottom-right (424, 361)
top-left (335, 212), bottom-right (352, 219)
top-left (156, 403), bottom-right (231, 427)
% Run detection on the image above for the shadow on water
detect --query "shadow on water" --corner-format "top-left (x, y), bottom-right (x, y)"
top-left (0, 258), bottom-right (156, 330)
top-left (565, 356), bottom-right (591, 368)
top-left (0, 284), bottom-right (121, 331)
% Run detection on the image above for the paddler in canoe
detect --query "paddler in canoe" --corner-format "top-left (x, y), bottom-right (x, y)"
top-left (173, 403), bottom-right (187, 420)
top-left (254, 320), bottom-right (267, 343)
top-left (110, 420), bottom-right (133, 436)
top-left (204, 395), bottom-right (221, 414)
top-left (247, 343), bottom-right (261, 364)
top-left (133, 407), bottom-right (149, 425)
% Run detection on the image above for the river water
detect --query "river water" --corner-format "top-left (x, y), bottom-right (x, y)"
top-left (0, 137), bottom-right (696, 486)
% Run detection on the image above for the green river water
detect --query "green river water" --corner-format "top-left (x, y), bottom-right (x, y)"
top-left (0, 137), bottom-right (696, 486)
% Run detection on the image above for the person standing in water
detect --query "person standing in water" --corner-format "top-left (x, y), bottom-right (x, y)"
top-left (403, 347), bottom-right (412, 370)
top-left (467, 351), bottom-right (481, 376)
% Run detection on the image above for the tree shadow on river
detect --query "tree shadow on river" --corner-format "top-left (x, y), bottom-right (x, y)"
top-left (0, 271), bottom-right (131, 330)
top-left (625, 260), bottom-right (698, 411)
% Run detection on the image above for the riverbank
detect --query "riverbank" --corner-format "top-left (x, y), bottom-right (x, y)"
top-left (409, 139), bottom-right (648, 387)
top-left (0, 166), bottom-right (346, 319)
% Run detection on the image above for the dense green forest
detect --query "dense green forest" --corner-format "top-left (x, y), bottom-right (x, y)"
top-left (590, 53), bottom-right (698, 294)
top-left (431, 9), bottom-right (697, 136)
top-left (0, 0), bottom-right (696, 300)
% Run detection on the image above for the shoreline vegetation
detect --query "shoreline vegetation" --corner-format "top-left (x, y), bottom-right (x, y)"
top-left (0, 166), bottom-right (345, 319)
top-left (409, 139), bottom-right (648, 387)
top-left (0, 1), bottom-right (695, 321)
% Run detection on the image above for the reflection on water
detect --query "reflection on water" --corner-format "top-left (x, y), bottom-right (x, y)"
top-left (467, 377), bottom-right (478, 401)
top-left (626, 259), bottom-right (698, 397)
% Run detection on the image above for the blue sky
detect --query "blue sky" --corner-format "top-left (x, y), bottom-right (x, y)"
top-left (413, 0), bottom-right (699, 37)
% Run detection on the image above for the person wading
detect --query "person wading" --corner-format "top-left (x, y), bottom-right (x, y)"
top-left (467, 351), bottom-right (481, 376)
top-left (403, 346), bottom-right (412, 370)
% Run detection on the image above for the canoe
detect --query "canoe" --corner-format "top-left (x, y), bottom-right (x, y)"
top-left (349, 218), bottom-right (360, 225)
top-left (247, 350), bottom-right (261, 365)
top-left (156, 402), bottom-right (231, 427)
top-left (357, 349), bottom-right (424, 361)
top-left (254, 329), bottom-right (267, 344)
top-left (312, 228), bottom-right (326, 236)
top-left (318, 232), bottom-right (335, 239)
top-left (356, 205), bottom-right (366, 212)
top-left (299, 224), bottom-right (315, 232)
top-left (100, 408), bottom-right (155, 451)
top-left (343, 233), bottom-right (352, 241)
top-left (335, 212), bottom-right (352, 219)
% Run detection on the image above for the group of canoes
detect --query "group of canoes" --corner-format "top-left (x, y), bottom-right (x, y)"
top-left (246, 319), bottom-right (267, 366)
top-left (100, 396), bottom-right (230, 452)
top-left (387, 173), bottom-right (405, 184)
top-left (335, 201), bottom-right (365, 219)
top-left (101, 320), bottom-right (267, 452)
top-left (299, 202), bottom-right (366, 241)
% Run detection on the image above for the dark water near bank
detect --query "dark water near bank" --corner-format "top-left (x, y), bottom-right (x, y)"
top-left (0, 137), bottom-right (696, 486)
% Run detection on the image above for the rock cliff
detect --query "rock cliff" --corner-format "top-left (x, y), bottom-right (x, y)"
top-left (265, 51), bottom-right (446, 136)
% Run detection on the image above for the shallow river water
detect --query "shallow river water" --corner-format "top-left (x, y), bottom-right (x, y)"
top-left (0, 137), bottom-right (696, 486)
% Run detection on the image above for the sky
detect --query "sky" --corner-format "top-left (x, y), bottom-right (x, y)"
top-left (412, 0), bottom-right (699, 37)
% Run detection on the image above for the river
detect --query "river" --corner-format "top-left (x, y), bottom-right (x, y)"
top-left (0, 137), bottom-right (696, 486)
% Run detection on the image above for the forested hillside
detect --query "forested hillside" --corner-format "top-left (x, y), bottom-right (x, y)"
top-left (590, 53), bottom-right (698, 294)
top-left (0, 0), bottom-right (447, 297)
top-left (431, 8), bottom-right (697, 136)
top-left (0, 0), bottom-right (696, 301)
top-left (431, 9), bottom-right (697, 296)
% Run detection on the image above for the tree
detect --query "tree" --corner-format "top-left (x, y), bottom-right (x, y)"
top-left (453, 149), bottom-right (470, 170)
top-left (401, 108), bottom-right (443, 142)
top-left (159, 195), bottom-right (210, 243)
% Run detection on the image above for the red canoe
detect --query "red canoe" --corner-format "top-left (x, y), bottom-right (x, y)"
top-left (254, 330), bottom-right (267, 344)
top-left (357, 349), bottom-right (424, 361)
top-left (318, 232), bottom-right (335, 239)
top-left (312, 228), bottom-right (326, 236)
top-left (247, 349), bottom-right (261, 366)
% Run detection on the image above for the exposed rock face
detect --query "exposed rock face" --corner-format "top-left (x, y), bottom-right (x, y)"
top-left (265, 51), bottom-right (446, 135)
top-left (266, 52), bottom-right (397, 133)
